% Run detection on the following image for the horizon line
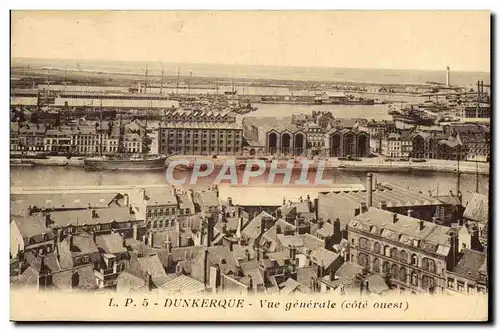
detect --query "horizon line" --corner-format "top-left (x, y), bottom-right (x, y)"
top-left (11, 56), bottom-right (491, 75)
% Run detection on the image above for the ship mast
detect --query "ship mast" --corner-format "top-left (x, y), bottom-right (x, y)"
top-left (176, 67), bottom-right (180, 95)
top-left (118, 112), bottom-right (124, 155)
top-left (475, 157), bottom-right (480, 193)
top-left (99, 98), bottom-right (103, 157)
top-left (160, 67), bottom-right (164, 95)
top-left (188, 71), bottom-right (192, 96)
top-left (144, 65), bottom-right (148, 94)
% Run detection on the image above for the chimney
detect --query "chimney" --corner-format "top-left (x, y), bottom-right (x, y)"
top-left (123, 194), bottom-right (130, 207)
top-left (379, 200), bottom-right (387, 210)
top-left (148, 231), bottom-right (153, 247)
top-left (227, 197), bottom-right (233, 206)
top-left (45, 213), bottom-right (51, 228)
top-left (354, 207), bottom-right (360, 216)
top-left (407, 209), bottom-right (413, 218)
top-left (132, 223), bottom-right (138, 240)
top-left (392, 213), bottom-right (398, 224)
top-left (147, 272), bottom-right (154, 291)
top-left (68, 235), bottom-right (74, 251)
top-left (140, 189), bottom-right (146, 201)
top-left (366, 173), bottom-right (373, 207)
top-left (203, 248), bottom-right (209, 287)
top-left (295, 215), bottom-right (299, 235)
top-left (276, 225), bottom-right (282, 234)
top-left (418, 220), bottom-right (425, 231)
top-left (360, 202), bottom-right (368, 213)
top-left (289, 245), bottom-right (297, 261)
top-left (449, 190), bottom-right (454, 197)
top-left (91, 209), bottom-right (98, 219)
top-left (329, 267), bottom-right (336, 281)
top-left (229, 240), bottom-right (235, 252)
top-left (245, 249), bottom-right (250, 261)
top-left (333, 218), bottom-right (341, 245)
top-left (447, 231), bottom-right (459, 270)
top-left (28, 205), bottom-right (33, 216)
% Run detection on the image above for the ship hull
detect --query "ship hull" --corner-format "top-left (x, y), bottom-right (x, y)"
top-left (84, 156), bottom-right (168, 171)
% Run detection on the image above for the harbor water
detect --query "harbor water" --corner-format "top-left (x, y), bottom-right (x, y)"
top-left (10, 166), bottom-right (489, 206)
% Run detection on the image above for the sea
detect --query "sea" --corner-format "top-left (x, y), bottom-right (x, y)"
top-left (12, 57), bottom-right (490, 87)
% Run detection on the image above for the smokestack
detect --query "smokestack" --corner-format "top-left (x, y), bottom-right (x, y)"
top-left (418, 220), bottom-right (425, 231)
top-left (367, 173), bottom-right (373, 207)
top-left (392, 213), bottom-right (398, 224)
top-left (360, 202), bottom-right (368, 214)
top-left (379, 200), bottom-right (387, 210)
top-left (407, 209), bottom-right (413, 218)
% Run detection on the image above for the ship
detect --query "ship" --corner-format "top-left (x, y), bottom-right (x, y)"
top-left (83, 88), bottom-right (170, 171)
top-left (84, 154), bottom-right (168, 171)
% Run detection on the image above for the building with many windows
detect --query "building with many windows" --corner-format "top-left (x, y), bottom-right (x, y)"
top-left (158, 122), bottom-right (243, 156)
top-left (348, 207), bottom-right (460, 295)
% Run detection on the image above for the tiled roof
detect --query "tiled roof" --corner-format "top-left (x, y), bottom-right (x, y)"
top-left (161, 122), bottom-right (242, 130)
top-left (366, 274), bottom-right (390, 294)
top-left (158, 274), bottom-right (205, 295)
top-left (452, 248), bottom-right (486, 282)
top-left (463, 193), bottom-right (488, 223)
top-left (96, 233), bottom-right (127, 254)
top-left (137, 254), bottom-right (168, 281)
top-left (207, 246), bottom-right (239, 274)
top-left (140, 187), bottom-right (177, 206)
top-left (49, 206), bottom-right (135, 227)
top-left (197, 190), bottom-right (220, 208)
top-left (218, 185), bottom-right (366, 207)
top-left (350, 207), bottom-right (452, 256)
top-left (11, 193), bottom-right (120, 211)
top-left (12, 216), bottom-right (52, 239)
top-left (318, 182), bottom-right (445, 227)
top-left (116, 271), bottom-right (147, 292)
top-left (241, 211), bottom-right (275, 240)
top-left (336, 262), bottom-right (364, 281)
top-left (309, 247), bottom-right (339, 269)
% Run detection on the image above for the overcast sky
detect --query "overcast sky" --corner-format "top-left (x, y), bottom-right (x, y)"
top-left (11, 11), bottom-right (490, 72)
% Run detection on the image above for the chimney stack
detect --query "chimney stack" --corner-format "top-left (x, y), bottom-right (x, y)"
top-left (418, 220), bottom-right (425, 231)
top-left (148, 231), bottom-right (153, 247)
top-left (147, 272), bottom-right (154, 291)
top-left (360, 202), bottom-right (368, 213)
top-left (367, 173), bottom-right (373, 207)
top-left (45, 213), bottom-right (51, 228)
top-left (333, 218), bottom-right (341, 245)
top-left (379, 200), bottom-right (387, 210)
top-left (295, 215), bottom-right (299, 235)
top-left (407, 209), bottom-right (413, 218)
top-left (227, 197), bottom-right (233, 206)
top-left (392, 213), bottom-right (398, 224)
top-left (447, 230), bottom-right (459, 271)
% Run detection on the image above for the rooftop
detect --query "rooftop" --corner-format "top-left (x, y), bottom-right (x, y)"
top-left (463, 193), bottom-right (488, 223)
top-left (452, 248), bottom-right (486, 282)
top-left (350, 207), bottom-right (453, 256)
top-left (49, 206), bottom-right (135, 227)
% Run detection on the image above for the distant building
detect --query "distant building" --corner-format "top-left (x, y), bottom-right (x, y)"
top-left (445, 248), bottom-right (488, 295)
top-left (158, 122), bottom-right (243, 156)
top-left (381, 132), bottom-right (412, 159)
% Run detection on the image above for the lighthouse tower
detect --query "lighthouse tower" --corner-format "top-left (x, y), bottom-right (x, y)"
top-left (446, 66), bottom-right (450, 87)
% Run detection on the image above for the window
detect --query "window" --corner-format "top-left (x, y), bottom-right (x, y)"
top-left (447, 278), bottom-right (454, 288)
top-left (411, 254), bottom-right (418, 266)
top-left (457, 281), bottom-right (465, 292)
top-left (399, 267), bottom-right (407, 282)
top-left (359, 237), bottom-right (369, 249)
top-left (373, 242), bottom-right (381, 254)
top-left (400, 250), bottom-right (408, 263)
top-left (383, 261), bottom-right (390, 274)
top-left (358, 253), bottom-right (369, 268)
top-left (384, 245), bottom-right (391, 257)
top-left (467, 284), bottom-right (475, 294)
top-left (391, 264), bottom-right (398, 279)
top-left (372, 258), bottom-right (380, 273)
top-left (390, 247), bottom-right (398, 259)
top-left (153, 221), bottom-right (158, 229)
top-left (411, 272), bottom-right (418, 286)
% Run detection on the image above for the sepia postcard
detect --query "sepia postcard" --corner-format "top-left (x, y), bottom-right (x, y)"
top-left (9, 10), bottom-right (490, 322)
